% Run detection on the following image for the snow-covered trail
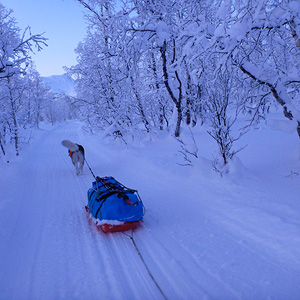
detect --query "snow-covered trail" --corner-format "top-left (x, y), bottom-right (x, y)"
top-left (0, 122), bottom-right (299, 300)
top-left (0, 123), bottom-right (169, 300)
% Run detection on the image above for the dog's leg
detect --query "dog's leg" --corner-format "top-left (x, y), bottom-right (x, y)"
top-left (76, 157), bottom-right (81, 176)
top-left (72, 152), bottom-right (80, 176)
top-left (78, 157), bottom-right (84, 175)
top-left (75, 162), bottom-right (80, 176)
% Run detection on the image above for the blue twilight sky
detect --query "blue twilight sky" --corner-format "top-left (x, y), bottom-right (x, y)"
top-left (1, 0), bottom-right (87, 76)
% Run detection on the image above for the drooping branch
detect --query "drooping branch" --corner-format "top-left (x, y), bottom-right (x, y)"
top-left (239, 64), bottom-right (300, 138)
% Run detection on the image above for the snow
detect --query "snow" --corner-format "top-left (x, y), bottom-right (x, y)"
top-left (267, 118), bottom-right (298, 133)
top-left (155, 21), bottom-right (171, 46)
top-left (216, 1), bottom-right (227, 19)
top-left (42, 74), bottom-right (75, 96)
top-left (0, 119), bottom-right (300, 300)
top-left (227, 19), bottom-right (249, 42)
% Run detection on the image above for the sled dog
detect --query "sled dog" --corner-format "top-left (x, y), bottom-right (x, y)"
top-left (62, 140), bottom-right (85, 176)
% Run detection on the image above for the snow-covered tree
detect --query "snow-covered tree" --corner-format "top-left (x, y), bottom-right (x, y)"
top-left (204, 68), bottom-right (246, 172)
top-left (201, 0), bottom-right (300, 138)
top-left (0, 76), bottom-right (24, 155)
top-left (0, 4), bottom-right (47, 79)
top-left (69, 0), bottom-right (300, 171)
top-left (22, 67), bottom-right (52, 128)
top-left (0, 3), bottom-right (47, 157)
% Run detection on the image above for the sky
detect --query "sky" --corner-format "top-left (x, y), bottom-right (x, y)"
top-left (1, 0), bottom-right (87, 77)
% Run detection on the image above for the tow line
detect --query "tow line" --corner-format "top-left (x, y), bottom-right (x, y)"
top-left (121, 230), bottom-right (168, 300)
top-left (84, 157), bottom-right (166, 298)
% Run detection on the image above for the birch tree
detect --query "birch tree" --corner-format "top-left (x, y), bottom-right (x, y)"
top-left (0, 3), bottom-right (47, 157)
top-left (204, 0), bottom-right (300, 138)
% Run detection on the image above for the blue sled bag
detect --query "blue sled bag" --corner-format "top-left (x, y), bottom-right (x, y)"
top-left (86, 176), bottom-right (145, 232)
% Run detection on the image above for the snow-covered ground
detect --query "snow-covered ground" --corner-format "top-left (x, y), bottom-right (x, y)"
top-left (0, 119), bottom-right (299, 300)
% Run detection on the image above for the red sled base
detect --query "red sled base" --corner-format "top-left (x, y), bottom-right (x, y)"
top-left (85, 205), bottom-right (141, 233)
top-left (100, 221), bottom-right (140, 233)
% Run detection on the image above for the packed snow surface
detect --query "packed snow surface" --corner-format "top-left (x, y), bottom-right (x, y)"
top-left (0, 120), bottom-right (299, 300)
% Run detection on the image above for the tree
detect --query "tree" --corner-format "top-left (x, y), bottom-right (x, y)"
top-left (202, 0), bottom-right (300, 138)
top-left (204, 69), bottom-right (246, 172)
top-left (0, 3), bottom-right (47, 157)
top-left (69, 0), bottom-right (300, 172)
top-left (23, 67), bottom-right (52, 128)
top-left (1, 75), bottom-right (25, 156)
top-left (0, 4), bottom-right (47, 79)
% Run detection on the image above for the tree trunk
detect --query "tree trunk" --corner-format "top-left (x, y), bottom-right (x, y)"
top-left (0, 137), bottom-right (5, 157)
top-left (184, 58), bottom-right (192, 125)
top-left (174, 71), bottom-right (183, 138)
top-left (7, 78), bottom-right (20, 156)
top-left (160, 41), bottom-right (182, 137)
top-left (130, 75), bottom-right (150, 133)
top-left (151, 53), bottom-right (164, 130)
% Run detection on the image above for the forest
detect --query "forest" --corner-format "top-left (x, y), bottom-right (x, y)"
top-left (1, 2), bottom-right (300, 298)
top-left (1, 0), bottom-right (300, 172)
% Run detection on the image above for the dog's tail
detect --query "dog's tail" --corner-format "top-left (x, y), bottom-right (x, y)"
top-left (61, 140), bottom-right (79, 152)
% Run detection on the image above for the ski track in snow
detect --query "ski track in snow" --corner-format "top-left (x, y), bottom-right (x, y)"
top-left (0, 121), bottom-right (299, 300)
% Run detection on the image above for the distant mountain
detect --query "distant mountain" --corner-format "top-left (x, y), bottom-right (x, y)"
top-left (42, 74), bottom-right (75, 96)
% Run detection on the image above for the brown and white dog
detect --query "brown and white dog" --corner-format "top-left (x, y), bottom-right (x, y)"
top-left (62, 140), bottom-right (85, 176)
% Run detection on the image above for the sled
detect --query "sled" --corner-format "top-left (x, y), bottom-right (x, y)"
top-left (85, 205), bottom-right (142, 232)
top-left (86, 176), bottom-right (145, 233)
